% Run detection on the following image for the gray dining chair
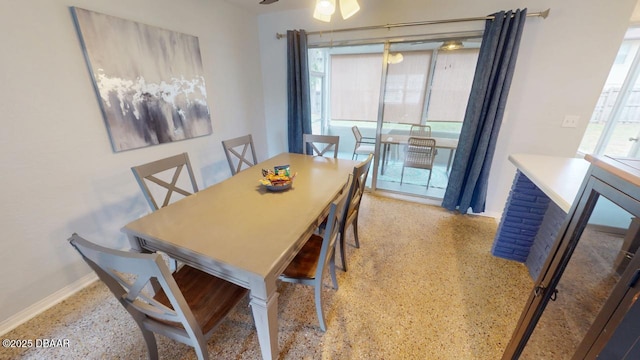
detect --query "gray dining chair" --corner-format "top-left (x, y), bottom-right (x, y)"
top-left (338, 153), bottom-right (373, 271)
top-left (279, 175), bottom-right (352, 331)
top-left (303, 134), bottom-right (340, 158)
top-left (131, 152), bottom-right (199, 211)
top-left (68, 233), bottom-right (248, 360)
top-left (401, 137), bottom-right (437, 188)
top-left (131, 153), bottom-right (199, 271)
top-left (351, 126), bottom-right (376, 160)
top-left (221, 134), bottom-right (258, 176)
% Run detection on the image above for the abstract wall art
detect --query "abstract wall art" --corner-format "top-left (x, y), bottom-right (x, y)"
top-left (71, 7), bottom-right (212, 152)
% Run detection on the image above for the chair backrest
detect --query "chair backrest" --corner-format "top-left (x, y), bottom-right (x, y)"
top-left (352, 126), bottom-right (363, 143)
top-left (68, 234), bottom-right (205, 345)
top-left (132, 153), bottom-right (199, 211)
top-left (405, 137), bottom-right (437, 168)
top-left (316, 175), bottom-right (352, 279)
top-left (303, 134), bottom-right (340, 158)
top-left (343, 153), bottom-right (373, 225)
top-left (221, 134), bottom-right (258, 176)
top-left (410, 124), bottom-right (432, 137)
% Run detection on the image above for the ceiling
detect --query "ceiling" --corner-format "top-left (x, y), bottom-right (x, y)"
top-left (227, 0), bottom-right (310, 14)
top-left (231, 0), bottom-right (640, 24)
top-left (633, 0), bottom-right (640, 23)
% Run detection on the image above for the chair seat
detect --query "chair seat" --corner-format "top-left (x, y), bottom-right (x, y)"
top-left (68, 234), bottom-right (249, 359)
top-left (154, 265), bottom-right (248, 334)
top-left (282, 234), bottom-right (323, 279)
top-left (355, 144), bottom-right (375, 154)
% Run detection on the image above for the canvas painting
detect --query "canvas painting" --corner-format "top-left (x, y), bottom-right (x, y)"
top-left (71, 7), bottom-right (212, 152)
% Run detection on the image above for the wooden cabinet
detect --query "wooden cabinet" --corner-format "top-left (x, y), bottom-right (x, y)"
top-left (502, 156), bottom-right (640, 359)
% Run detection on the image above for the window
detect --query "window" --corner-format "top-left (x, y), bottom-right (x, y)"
top-left (313, 41), bottom-right (479, 135)
top-left (383, 51), bottom-right (431, 124)
top-left (330, 53), bottom-right (383, 122)
top-left (579, 27), bottom-right (640, 158)
top-left (309, 49), bottom-right (327, 134)
top-left (427, 49), bottom-right (479, 123)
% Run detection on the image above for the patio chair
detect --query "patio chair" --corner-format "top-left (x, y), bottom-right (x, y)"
top-left (410, 124), bottom-right (432, 137)
top-left (351, 126), bottom-right (376, 160)
top-left (338, 153), bottom-right (373, 271)
top-left (131, 153), bottom-right (199, 211)
top-left (279, 175), bottom-right (352, 331)
top-left (68, 233), bottom-right (248, 360)
top-left (222, 134), bottom-right (258, 175)
top-left (303, 134), bottom-right (340, 158)
top-left (400, 137), bottom-right (437, 188)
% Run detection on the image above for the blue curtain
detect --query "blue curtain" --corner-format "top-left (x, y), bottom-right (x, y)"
top-left (286, 30), bottom-right (311, 154)
top-left (442, 9), bottom-right (527, 214)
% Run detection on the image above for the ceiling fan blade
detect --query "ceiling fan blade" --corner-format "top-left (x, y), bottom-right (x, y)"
top-left (259, 0), bottom-right (279, 4)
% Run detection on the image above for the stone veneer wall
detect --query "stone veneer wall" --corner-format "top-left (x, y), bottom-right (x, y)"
top-left (492, 171), bottom-right (551, 263)
top-left (525, 201), bottom-right (567, 280)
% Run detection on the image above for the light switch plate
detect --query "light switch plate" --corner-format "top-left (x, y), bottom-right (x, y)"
top-left (562, 115), bottom-right (580, 128)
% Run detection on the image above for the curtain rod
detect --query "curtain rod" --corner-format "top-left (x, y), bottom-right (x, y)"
top-left (275, 8), bottom-right (549, 39)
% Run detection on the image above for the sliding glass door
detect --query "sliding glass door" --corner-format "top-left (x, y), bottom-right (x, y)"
top-left (309, 36), bottom-right (481, 199)
top-left (375, 40), bottom-right (478, 198)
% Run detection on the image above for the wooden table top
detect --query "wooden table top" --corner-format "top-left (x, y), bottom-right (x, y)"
top-left (122, 153), bottom-right (359, 279)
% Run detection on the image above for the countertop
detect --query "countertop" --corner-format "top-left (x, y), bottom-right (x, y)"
top-left (509, 153), bottom-right (590, 213)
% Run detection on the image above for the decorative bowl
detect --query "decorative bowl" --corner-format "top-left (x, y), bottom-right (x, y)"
top-left (265, 181), bottom-right (292, 192)
top-left (259, 165), bottom-right (295, 192)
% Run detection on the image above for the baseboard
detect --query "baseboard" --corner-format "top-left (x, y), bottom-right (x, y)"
top-left (0, 273), bottom-right (98, 336)
top-left (369, 190), bottom-right (501, 221)
top-left (371, 189), bottom-right (444, 207)
top-left (586, 223), bottom-right (627, 236)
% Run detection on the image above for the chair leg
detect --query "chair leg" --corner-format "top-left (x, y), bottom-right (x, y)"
top-left (329, 251), bottom-right (339, 289)
top-left (131, 316), bottom-right (159, 360)
top-left (400, 165), bottom-right (406, 185)
top-left (427, 169), bottom-right (433, 188)
top-left (193, 337), bottom-right (210, 360)
top-left (315, 277), bottom-right (327, 331)
top-left (338, 231), bottom-right (348, 271)
top-left (352, 217), bottom-right (360, 249)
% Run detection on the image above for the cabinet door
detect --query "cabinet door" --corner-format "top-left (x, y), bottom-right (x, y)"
top-left (502, 161), bottom-right (640, 360)
top-left (597, 292), bottom-right (640, 359)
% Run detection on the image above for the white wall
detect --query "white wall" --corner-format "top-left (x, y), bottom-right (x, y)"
top-left (257, 0), bottom-right (636, 217)
top-left (0, 0), bottom-right (266, 330)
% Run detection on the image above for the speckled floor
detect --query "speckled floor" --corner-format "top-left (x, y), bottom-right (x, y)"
top-left (1, 194), bottom-right (534, 360)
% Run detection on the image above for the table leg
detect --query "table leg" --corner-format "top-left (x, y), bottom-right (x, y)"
top-left (381, 143), bottom-right (388, 175)
top-left (249, 284), bottom-right (279, 360)
top-left (446, 149), bottom-right (455, 174)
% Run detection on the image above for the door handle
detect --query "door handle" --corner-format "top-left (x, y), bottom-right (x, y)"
top-left (630, 137), bottom-right (639, 142)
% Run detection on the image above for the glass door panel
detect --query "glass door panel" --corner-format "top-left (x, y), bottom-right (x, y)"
top-left (519, 195), bottom-right (635, 359)
top-left (312, 44), bottom-right (384, 162)
top-left (375, 40), bottom-right (478, 199)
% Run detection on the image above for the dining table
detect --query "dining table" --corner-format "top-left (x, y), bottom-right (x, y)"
top-left (380, 134), bottom-right (459, 175)
top-left (122, 152), bottom-right (360, 360)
